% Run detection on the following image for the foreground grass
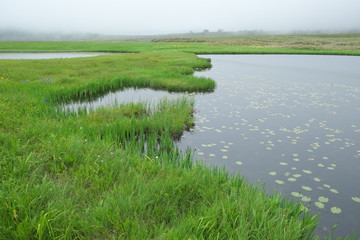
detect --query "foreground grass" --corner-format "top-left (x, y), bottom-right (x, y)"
top-left (1, 35), bottom-right (358, 239)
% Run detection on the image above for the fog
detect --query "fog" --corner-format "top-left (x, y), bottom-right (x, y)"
top-left (1, 0), bottom-right (360, 35)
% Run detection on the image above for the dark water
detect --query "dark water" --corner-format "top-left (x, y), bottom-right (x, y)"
top-left (63, 54), bottom-right (360, 237)
top-left (0, 52), bottom-right (110, 59)
top-left (178, 55), bottom-right (360, 238)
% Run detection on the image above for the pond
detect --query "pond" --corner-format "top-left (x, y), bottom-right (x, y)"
top-left (63, 54), bottom-right (360, 238)
top-left (60, 87), bottom-right (185, 113)
top-left (0, 52), bottom-right (111, 59)
top-left (179, 55), bottom-right (360, 238)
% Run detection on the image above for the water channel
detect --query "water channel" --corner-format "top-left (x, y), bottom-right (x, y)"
top-left (13, 53), bottom-right (360, 237)
top-left (0, 52), bottom-right (110, 59)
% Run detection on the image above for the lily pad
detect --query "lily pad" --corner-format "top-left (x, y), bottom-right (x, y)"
top-left (269, 172), bottom-right (277, 176)
top-left (318, 196), bottom-right (329, 203)
top-left (275, 180), bottom-right (285, 185)
top-left (330, 207), bottom-right (342, 214)
top-left (315, 202), bottom-right (325, 209)
top-left (279, 162), bottom-right (288, 166)
top-left (301, 186), bottom-right (312, 191)
top-left (352, 197), bottom-right (360, 203)
top-left (314, 177), bottom-right (321, 182)
top-left (235, 161), bottom-right (243, 165)
top-left (288, 178), bottom-right (297, 182)
top-left (291, 192), bottom-right (303, 198)
top-left (330, 189), bottom-right (339, 194)
top-left (302, 170), bottom-right (312, 174)
top-left (301, 196), bottom-right (311, 202)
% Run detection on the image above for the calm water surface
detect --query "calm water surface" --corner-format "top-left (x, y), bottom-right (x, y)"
top-left (64, 55), bottom-right (360, 237)
top-left (0, 52), bottom-right (110, 59)
top-left (178, 55), bottom-right (360, 237)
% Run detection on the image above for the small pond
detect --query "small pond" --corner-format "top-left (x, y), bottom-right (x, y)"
top-left (0, 52), bottom-right (111, 59)
top-left (63, 54), bottom-right (360, 238)
top-left (61, 88), bottom-right (185, 113)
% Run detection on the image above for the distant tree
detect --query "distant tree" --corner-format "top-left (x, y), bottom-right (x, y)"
top-left (202, 29), bottom-right (209, 34)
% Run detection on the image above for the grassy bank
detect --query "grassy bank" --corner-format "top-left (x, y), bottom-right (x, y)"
top-left (1, 34), bottom-right (358, 239)
top-left (2, 33), bottom-right (360, 55)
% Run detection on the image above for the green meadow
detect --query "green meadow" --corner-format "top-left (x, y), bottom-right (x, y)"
top-left (1, 34), bottom-right (360, 239)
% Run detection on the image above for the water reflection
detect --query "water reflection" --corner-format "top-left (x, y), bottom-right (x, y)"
top-left (61, 88), bottom-right (187, 113)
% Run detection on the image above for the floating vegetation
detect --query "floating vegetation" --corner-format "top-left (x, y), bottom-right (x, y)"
top-left (352, 197), bottom-right (360, 203)
top-left (302, 196), bottom-right (311, 202)
top-left (318, 196), bottom-right (329, 203)
top-left (275, 180), bottom-right (285, 185)
top-left (331, 207), bottom-right (342, 214)
top-left (315, 202), bottom-right (325, 209)
top-left (330, 189), bottom-right (339, 194)
top-left (301, 186), bottom-right (313, 191)
top-left (291, 192), bottom-right (303, 198)
top-left (177, 54), bottom-right (360, 236)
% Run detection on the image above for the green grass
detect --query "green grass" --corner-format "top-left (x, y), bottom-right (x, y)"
top-left (2, 33), bottom-right (360, 55)
top-left (1, 34), bottom-right (358, 239)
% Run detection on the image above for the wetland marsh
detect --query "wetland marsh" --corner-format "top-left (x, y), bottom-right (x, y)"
top-left (1, 36), bottom-right (360, 239)
top-left (62, 54), bottom-right (360, 237)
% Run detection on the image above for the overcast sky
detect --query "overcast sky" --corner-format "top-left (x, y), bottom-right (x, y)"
top-left (1, 0), bottom-right (360, 35)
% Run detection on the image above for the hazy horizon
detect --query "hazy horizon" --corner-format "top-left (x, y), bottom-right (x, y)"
top-left (1, 0), bottom-right (360, 36)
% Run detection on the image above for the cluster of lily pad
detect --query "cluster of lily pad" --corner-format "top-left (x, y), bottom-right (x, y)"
top-left (179, 60), bottom-right (360, 231)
